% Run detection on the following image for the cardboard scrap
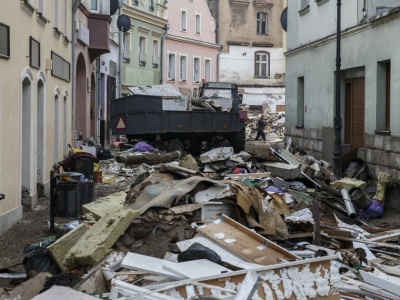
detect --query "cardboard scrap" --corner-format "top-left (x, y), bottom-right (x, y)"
top-left (331, 178), bottom-right (367, 190)
top-left (0, 272), bottom-right (50, 300)
top-left (63, 208), bottom-right (139, 269)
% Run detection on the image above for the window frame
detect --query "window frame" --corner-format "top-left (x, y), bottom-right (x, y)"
top-left (179, 54), bottom-right (187, 82)
top-left (168, 52), bottom-right (176, 81)
top-left (139, 35), bottom-right (147, 66)
top-left (29, 36), bottom-right (41, 69)
top-left (123, 32), bottom-right (131, 62)
top-left (299, 0), bottom-right (310, 14)
top-left (0, 22), bottom-right (10, 59)
top-left (204, 58), bottom-right (211, 81)
top-left (254, 51), bottom-right (270, 79)
top-left (152, 39), bottom-right (159, 68)
top-left (195, 13), bottom-right (201, 34)
top-left (256, 12), bottom-right (268, 35)
top-left (181, 9), bottom-right (187, 32)
top-left (91, 0), bottom-right (100, 13)
top-left (193, 56), bottom-right (200, 83)
top-left (51, 51), bottom-right (71, 82)
top-left (54, 0), bottom-right (60, 32)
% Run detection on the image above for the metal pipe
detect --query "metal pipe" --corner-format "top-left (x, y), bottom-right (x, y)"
top-left (71, 0), bottom-right (81, 144)
top-left (117, 6), bottom-right (123, 98)
top-left (340, 188), bottom-right (357, 219)
top-left (333, 0), bottom-right (343, 177)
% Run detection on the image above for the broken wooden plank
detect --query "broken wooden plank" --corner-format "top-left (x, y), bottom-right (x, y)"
top-left (196, 214), bottom-right (299, 265)
top-left (47, 223), bottom-right (89, 272)
top-left (368, 229), bottom-right (400, 243)
top-left (63, 208), bottom-right (139, 270)
top-left (324, 235), bottom-right (400, 250)
top-left (312, 200), bottom-right (321, 246)
top-left (360, 270), bottom-right (400, 297)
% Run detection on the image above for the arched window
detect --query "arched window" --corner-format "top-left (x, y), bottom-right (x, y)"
top-left (254, 51), bottom-right (270, 79)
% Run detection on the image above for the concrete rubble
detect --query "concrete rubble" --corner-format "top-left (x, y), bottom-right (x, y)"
top-left (3, 131), bottom-right (400, 300)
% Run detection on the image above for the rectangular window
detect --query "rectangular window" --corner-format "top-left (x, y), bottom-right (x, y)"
top-left (193, 57), bottom-right (200, 83)
top-left (204, 59), bottom-right (211, 81)
top-left (139, 36), bottom-right (146, 65)
top-left (257, 12), bottom-right (268, 34)
top-left (54, 0), bottom-right (60, 30)
top-left (376, 61), bottom-right (391, 132)
top-left (149, 0), bottom-right (155, 11)
top-left (181, 10), bottom-right (187, 31)
top-left (91, 0), bottom-right (99, 12)
top-left (64, 0), bottom-right (68, 36)
top-left (168, 53), bottom-right (176, 80)
top-left (51, 51), bottom-right (70, 82)
top-left (195, 14), bottom-right (201, 34)
top-left (152, 40), bottom-right (159, 68)
top-left (123, 32), bottom-right (131, 62)
top-left (297, 77), bottom-right (305, 126)
top-left (300, 0), bottom-right (309, 10)
top-left (0, 23), bottom-right (10, 59)
top-left (180, 55), bottom-right (187, 82)
top-left (29, 36), bottom-right (40, 69)
top-left (131, 0), bottom-right (139, 5)
top-left (38, 0), bottom-right (45, 14)
top-left (254, 51), bottom-right (269, 78)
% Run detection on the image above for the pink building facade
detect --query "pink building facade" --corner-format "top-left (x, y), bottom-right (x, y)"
top-left (163, 0), bottom-right (219, 94)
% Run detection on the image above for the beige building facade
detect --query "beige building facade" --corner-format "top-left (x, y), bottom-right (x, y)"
top-left (0, 0), bottom-right (72, 235)
top-left (207, 0), bottom-right (285, 111)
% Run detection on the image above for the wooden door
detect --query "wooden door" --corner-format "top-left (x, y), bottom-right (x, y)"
top-left (344, 77), bottom-right (365, 149)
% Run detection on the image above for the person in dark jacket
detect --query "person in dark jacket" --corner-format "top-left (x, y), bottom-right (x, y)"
top-left (255, 114), bottom-right (267, 142)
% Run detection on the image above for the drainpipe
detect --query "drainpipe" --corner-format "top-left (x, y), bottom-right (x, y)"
top-left (160, 23), bottom-right (170, 84)
top-left (216, 0), bottom-right (220, 82)
top-left (71, 0), bottom-right (81, 142)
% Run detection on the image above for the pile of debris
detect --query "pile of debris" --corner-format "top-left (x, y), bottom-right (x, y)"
top-left (243, 103), bottom-right (285, 142)
top-left (1, 141), bottom-right (400, 300)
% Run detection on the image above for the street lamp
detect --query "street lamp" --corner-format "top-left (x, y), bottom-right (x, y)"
top-left (333, 0), bottom-right (343, 177)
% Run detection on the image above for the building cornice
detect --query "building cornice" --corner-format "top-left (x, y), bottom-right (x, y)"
top-left (123, 4), bottom-right (167, 28)
top-left (166, 34), bottom-right (221, 49)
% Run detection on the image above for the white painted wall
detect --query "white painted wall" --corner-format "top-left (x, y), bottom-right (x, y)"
top-left (242, 87), bottom-right (285, 111)
top-left (219, 45), bottom-right (285, 86)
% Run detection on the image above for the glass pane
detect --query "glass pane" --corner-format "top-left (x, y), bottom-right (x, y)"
top-left (91, 0), bottom-right (98, 10)
top-left (0, 24), bottom-right (9, 56)
top-left (261, 63), bottom-right (267, 77)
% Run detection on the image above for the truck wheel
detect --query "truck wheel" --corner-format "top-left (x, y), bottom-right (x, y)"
top-left (167, 139), bottom-right (184, 154)
top-left (231, 128), bottom-right (246, 153)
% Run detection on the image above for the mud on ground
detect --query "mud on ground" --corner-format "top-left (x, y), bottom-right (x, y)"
top-left (0, 177), bottom-right (138, 291)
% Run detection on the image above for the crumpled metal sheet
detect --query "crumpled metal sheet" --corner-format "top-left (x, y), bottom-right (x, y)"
top-left (200, 147), bottom-right (234, 163)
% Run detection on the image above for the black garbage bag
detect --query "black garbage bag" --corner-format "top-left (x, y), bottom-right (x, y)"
top-left (40, 273), bottom-right (81, 293)
top-left (23, 245), bottom-right (60, 278)
top-left (178, 242), bottom-right (222, 265)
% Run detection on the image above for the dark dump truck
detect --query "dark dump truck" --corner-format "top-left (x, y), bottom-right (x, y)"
top-left (110, 82), bottom-right (247, 155)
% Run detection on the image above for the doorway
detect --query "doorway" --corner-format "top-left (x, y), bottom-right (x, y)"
top-left (344, 77), bottom-right (365, 149)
